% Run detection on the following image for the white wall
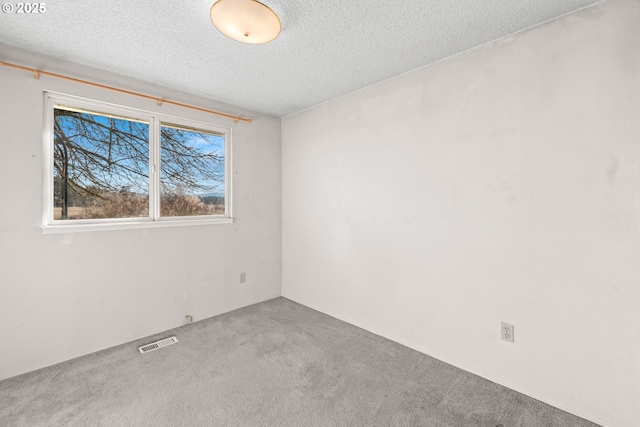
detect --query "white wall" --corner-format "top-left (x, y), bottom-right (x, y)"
top-left (282, 0), bottom-right (640, 425)
top-left (0, 46), bottom-right (281, 380)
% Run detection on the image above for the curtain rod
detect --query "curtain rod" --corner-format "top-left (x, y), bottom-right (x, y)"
top-left (0, 60), bottom-right (252, 124)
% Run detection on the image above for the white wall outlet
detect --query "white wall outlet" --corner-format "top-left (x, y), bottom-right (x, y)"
top-left (183, 315), bottom-right (193, 325)
top-left (240, 272), bottom-right (246, 283)
top-left (501, 322), bottom-right (514, 343)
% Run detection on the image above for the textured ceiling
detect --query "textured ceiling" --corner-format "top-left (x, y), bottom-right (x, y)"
top-left (0, 0), bottom-right (600, 117)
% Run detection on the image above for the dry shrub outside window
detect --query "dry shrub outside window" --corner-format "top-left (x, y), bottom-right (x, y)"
top-left (76, 188), bottom-right (219, 219)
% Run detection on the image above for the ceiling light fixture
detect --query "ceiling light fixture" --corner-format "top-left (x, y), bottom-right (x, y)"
top-left (210, 0), bottom-right (281, 44)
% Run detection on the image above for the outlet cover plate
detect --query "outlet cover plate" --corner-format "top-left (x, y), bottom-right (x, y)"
top-left (501, 322), bottom-right (514, 343)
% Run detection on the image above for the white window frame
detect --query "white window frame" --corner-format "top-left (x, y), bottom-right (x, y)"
top-left (42, 92), bottom-right (233, 234)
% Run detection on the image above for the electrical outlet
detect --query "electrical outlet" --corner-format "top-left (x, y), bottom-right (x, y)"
top-left (501, 322), bottom-right (514, 343)
top-left (240, 272), bottom-right (246, 283)
top-left (183, 315), bottom-right (193, 325)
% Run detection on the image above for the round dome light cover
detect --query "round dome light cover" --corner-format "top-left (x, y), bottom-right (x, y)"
top-left (210, 0), bottom-right (281, 44)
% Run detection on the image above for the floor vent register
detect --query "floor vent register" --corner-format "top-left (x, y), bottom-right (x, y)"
top-left (138, 336), bottom-right (178, 354)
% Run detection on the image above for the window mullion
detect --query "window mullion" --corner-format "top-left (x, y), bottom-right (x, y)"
top-left (149, 118), bottom-right (161, 221)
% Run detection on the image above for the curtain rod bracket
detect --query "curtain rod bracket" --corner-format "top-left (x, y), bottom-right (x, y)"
top-left (33, 70), bottom-right (40, 79)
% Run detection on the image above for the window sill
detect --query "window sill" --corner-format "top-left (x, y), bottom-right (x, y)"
top-left (41, 217), bottom-right (234, 234)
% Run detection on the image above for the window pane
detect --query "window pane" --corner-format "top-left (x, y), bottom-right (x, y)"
top-left (160, 123), bottom-right (225, 217)
top-left (53, 107), bottom-right (150, 220)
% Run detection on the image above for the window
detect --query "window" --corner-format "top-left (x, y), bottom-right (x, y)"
top-left (43, 93), bottom-right (232, 232)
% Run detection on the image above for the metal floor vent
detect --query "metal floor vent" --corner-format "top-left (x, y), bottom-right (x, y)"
top-left (138, 336), bottom-right (178, 354)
